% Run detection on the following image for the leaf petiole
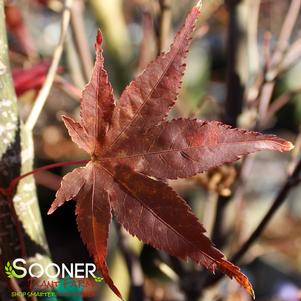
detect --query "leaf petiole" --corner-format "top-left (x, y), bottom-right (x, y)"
top-left (0, 159), bottom-right (89, 198)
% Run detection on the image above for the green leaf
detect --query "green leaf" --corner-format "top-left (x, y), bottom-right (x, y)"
top-left (5, 270), bottom-right (13, 278)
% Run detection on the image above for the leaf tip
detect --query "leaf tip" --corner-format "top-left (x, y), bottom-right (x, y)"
top-left (286, 141), bottom-right (295, 151)
top-left (264, 136), bottom-right (294, 152)
top-left (96, 30), bottom-right (103, 47)
top-left (245, 283), bottom-right (255, 299)
top-left (218, 259), bottom-right (255, 299)
top-left (241, 274), bottom-right (255, 299)
top-left (47, 207), bottom-right (55, 215)
top-left (61, 115), bottom-right (69, 122)
top-left (236, 273), bottom-right (255, 299)
top-left (196, 0), bottom-right (203, 10)
top-left (277, 140), bottom-right (295, 152)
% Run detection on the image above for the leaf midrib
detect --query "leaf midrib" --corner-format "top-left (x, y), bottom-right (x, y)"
top-left (101, 139), bottom-right (282, 160)
top-left (106, 21), bottom-right (194, 153)
top-left (100, 164), bottom-right (221, 266)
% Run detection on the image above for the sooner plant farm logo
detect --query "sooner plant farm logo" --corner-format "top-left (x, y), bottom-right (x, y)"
top-left (5, 259), bottom-right (102, 279)
top-left (5, 259), bottom-right (103, 298)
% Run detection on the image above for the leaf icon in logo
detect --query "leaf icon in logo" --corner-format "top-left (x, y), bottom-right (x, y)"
top-left (4, 262), bottom-right (24, 279)
top-left (94, 276), bottom-right (104, 283)
top-left (5, 262), bottom-right (13, 278)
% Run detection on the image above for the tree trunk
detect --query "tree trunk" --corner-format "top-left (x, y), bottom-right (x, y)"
top-left (0, 1), bottom-right (53, 298)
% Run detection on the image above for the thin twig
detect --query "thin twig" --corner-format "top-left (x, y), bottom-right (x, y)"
top-left (197, 0), bottom-right (223, 25)
top-left (289, 130), bottom-right (301, 172)
top-left (136, 11), bottom-right (155, 74)
top-left (34, 170), bottom-right (62, 192)
top-left (263, 31), bottom-right (272, 70)
top-left (64, 32), bottom-right (86, 88)
top-left (203, 192), bottom-right (219, 238)
top-left (231, 157), bottom-right (301, 263)
top-left (264, 91), bottom-right (298, 125)
top-left (25, 0), bottom-right (73, 131)
top-left (279, 37), bottom-right (301, 73)
top-left (70, 0), bottom-right (93, 81)
top-left (258, 0), bottom-right (301, 121)
top-left (251, 2), bottom-right (261, 71)
top-left (270, 0), bottom-right (301, 68)
top-left (55, 74), bottom-right (82, 100)
top-left (158, 0), bottom-right (172, 53)
top-left (0, 160), bottom-right (88, 197)
top-left (201, 155), bottom-right (301, 290)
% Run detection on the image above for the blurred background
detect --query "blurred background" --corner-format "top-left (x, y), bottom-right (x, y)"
top-left (1, 0), bottom-right (301, 300)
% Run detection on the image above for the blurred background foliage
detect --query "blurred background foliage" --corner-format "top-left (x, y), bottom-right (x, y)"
top-left (1, 0), bottom-right (301, 300)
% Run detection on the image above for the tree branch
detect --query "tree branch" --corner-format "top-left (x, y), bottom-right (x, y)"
top-left (223, 0), bottom-right (245, 126)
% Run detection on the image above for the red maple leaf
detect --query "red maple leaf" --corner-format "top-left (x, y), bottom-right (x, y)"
top-left (12, 62), bottom-right (51, 96)
top-left (48, 3), bottom-right (293, 299)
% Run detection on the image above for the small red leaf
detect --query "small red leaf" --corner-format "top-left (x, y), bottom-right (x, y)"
top-left (12, 62), bottom-right (51, 96)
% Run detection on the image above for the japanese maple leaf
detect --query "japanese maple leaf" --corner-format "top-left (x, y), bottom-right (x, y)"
top-left (48, 2), bottom-right (293, 299)
top-left (12, 61), bottom-right (51, 96)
